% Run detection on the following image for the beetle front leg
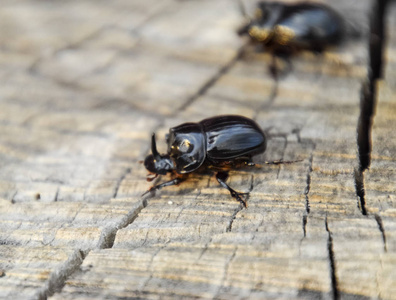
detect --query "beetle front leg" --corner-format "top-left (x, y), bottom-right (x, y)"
top-left (215, 171), bottom-right (249, 208)
top-left (142, 177), bottom-right (186, 196)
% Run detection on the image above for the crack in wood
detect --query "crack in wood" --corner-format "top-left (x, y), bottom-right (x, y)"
top-left (140, 241), bottom-right (170, 291)
top-left (98, 198), bottom-right (148, 249)
top-left (302, 141), bottom-right (315, 237)
top-left (10, 190), bottom-right (17, 204)
top-left (355, 0), bottom-right (389, 216)
top-left (53, 187), bottom-right (60, 202)
top-left (197, 237), bottom-right (213, 261)
top-left (35, 249), bottom-right (88, 300)
top-left (304, 150), bottom-right (314, 215)
top-left (41, 199), bottom-right (147, 296)
top-left (226, 175), bottom-right (253, 232)
top-left (302, 211), bottom-right (309, 238)
top-left (178, 46), bottom-right (246, 112)
top-left (214, 247), bottom-right (237, 298)
top-left (276, 135), bottom-right (288, 179)
top-left (354, 168), bottom-right (367, 215)
top-left (325, 217), bottom-right (339, 300)
top-left (226, 205), bottom-right (243, 233)
top-left (374, 214), bottom-right (387, 252)
top-left (112, 167), bottom-right (131, 198)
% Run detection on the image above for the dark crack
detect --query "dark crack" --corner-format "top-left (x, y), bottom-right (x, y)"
top-left (226, 205), bottom-right (243, 233)
top-left (178, 47), bottom-right (245, 112)
top-left (10, 190), bottom-right (17, 204)
top-left (355, 0), bottom-right (388, 215)
top-left (302, 141), bottom-right (315, 236)
top-left (214, 247), bottom-right (237, 298)
top-left (302, 215), bottom-right (308, 238)
top-left (304, 150), bottom-right (314, 215)
top-left (325, 217), bottom-right (339, 300)
top-left (140, 241), bottom-right (170, 291)
top-left (54, 187), bottom-right (59, 202)
top-left (276, 135), bottom-right (288, 179)
top-left (35, 249), bottom-right (88, 300)
top-left (226, 175), bottom-right (253, 232)
top-left (197, 237), bottom-right (213, 261)
top-left (112, 167), bottom-right (131, 198)
top-left (374, 214), bottom-right (387, 252)
top-left (354, 167), bottom-right (367, 215)
top-left (368, 0), bottom-right (388, 82)
top-left (98, 198), bottom-right (148, 249)
top-left (292, 128), bottom-right (302, 144)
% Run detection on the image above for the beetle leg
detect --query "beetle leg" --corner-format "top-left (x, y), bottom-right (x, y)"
top-left (142, 177), bottom-right (186, 196)
top-left (269, 53), bottom-right (292, 80)
top-left (215, 172), bottom-right (248, 208)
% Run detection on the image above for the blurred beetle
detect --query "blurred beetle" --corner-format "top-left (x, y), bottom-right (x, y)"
top-left (238, 1), bottom-right (346, 77)
top-left (239, 1), bottom-right (345, 53)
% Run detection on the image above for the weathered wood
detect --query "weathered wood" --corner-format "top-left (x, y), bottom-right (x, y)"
top-left (0, 0), bottom-right (395, 299)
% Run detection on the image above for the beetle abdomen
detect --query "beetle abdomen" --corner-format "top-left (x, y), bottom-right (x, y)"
top-left (201, 115), bottom-right (266, 160)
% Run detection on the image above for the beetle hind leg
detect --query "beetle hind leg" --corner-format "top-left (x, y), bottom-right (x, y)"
top-left (215, 172), bottom-right (249, 208)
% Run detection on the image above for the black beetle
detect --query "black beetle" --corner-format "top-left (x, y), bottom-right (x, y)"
top-left (143, 115), bottom-right (267, 207)
top-left (239, 1), bottom-right (345, 53)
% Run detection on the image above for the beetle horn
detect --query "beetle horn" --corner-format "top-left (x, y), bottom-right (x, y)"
top-left (151, 133), bottom-right (161, 160)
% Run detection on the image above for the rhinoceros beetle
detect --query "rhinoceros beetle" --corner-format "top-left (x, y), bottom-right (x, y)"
top-left (239, 1), bottom-right (345, 53)
top-left (143, 115), bottom-right (267, 207)
top-left (238, 1), bottom-right (345, 78)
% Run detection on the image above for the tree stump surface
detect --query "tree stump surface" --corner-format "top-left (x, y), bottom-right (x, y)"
top-left (0, 0), bottom-right (395, 299)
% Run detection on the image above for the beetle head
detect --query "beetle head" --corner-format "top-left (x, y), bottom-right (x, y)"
top-left (247, 2), bottom-right (285, 43)
top-left (144, 133), bottom-right (175, 175)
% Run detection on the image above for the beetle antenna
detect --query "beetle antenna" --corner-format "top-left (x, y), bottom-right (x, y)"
top-left (151, 133), bottom-right (161, 160)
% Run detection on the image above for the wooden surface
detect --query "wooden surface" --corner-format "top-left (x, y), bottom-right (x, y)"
top-left (0, 0), bottom-right (395, 299)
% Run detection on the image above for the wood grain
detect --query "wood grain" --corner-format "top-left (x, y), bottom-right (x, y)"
top-left (0, 0), bottom-right (395, 299)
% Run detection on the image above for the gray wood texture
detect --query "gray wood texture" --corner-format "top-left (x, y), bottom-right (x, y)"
top-left (0, 0), bottom-right (394, 299)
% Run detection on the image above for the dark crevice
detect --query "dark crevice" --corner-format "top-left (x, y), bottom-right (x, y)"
top-left (355, 0), bottom-right (388, 215)
top-left (215, 247), bottom-right (237, 298)
top-left (35, 249), bottom-right (88, 300)
top-left (99, 198), bottom-right (148, 249)
top-left (178, 47), bottom-right (245, 112)
top-left (276, 136), bottom-right (288, 179)
top-left (354, 168), bottom-right (367, 215)
top-left (44, 198), bottom-right (148, 298)
top-left (302, 215), bottom-right (308, 238)
top-left (304, 149), bottom-right (314, 215)
top-left (140, 241), bottom-right (170, 290)
top-left (54, 188), bottom-right (59, 202)
top-left (197, 237), bottom-right (213, 261)
top-left (10, 190), bottom-right (17, 204)
top-left (374, 214), bottom-right (387, 252)
top-left (325, 217), bottom-right (339, 300)
top-left (292, 128), bottom-right (302, 143)
top-left (112, 167), bottom-right (132, 198)
top-left (226, 205), bottom-right (243, 233)
top-left (302, 141), bottom-right (315, 237)
top-left (357, 79), bottom-right (376, 173)
top-left (369, 0), bottom-right (388, 81)
top-left (226, 175), bottom-right (253, 232)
